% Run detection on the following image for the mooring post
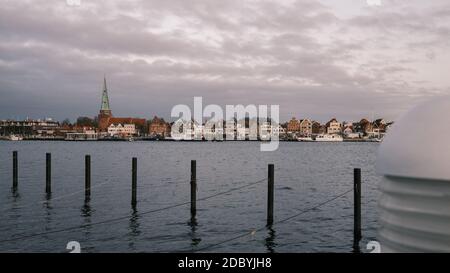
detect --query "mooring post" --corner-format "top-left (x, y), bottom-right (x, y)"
top-left (85, 155), bottom-right (91, 197)
top-left (131, 157), bottom-right (137, 207)
top-left (190, 160), bottom-right (197, 217)
top-left (354, 168), bottom-right (362, 243)
top-left (267, 164), bottom-right (275, 226)
top-left (46, 153), bottom-right (51, 194)
top-left (12, 151), bottom-right (18, 190)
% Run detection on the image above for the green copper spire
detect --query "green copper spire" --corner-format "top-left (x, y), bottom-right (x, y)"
top-left (100, 76), bottom-right (110, 111)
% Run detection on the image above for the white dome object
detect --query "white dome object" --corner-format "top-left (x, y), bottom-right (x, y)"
top-left (377, 97), bottom-right (450, 252)
top-left (378, 97), bottom-right (450, 180)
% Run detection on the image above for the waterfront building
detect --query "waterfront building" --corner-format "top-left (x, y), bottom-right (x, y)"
top-left (343, 125), bottom-right (361, 139)
top-left (148, 116), bottom-right (171, 138)
top-left (203, 124), bottom-right (215, 140)
top-left (371, 118), bottom-right (393, 139)
top-left (170, 119), bottom-right (201, 140)
top-left (203, 121), bottom-right (224, 141)
top-left (236, 123), bottom-right (247, 140)
top-left (66, 128), bottom-right (98, 141)
top-left (325, 118), bottom-right (342, 135)
top-left (259, 121), bottom-right (272, 140)
top-left (287, 117), bottom-right (301, 133)
top-left (311, 121), bottom-right (324, 135)
top-left (0, 118), bottom-right (60, 138)
top-left (354, 118), bottom-right (373, 136)
top-left (272, 124), bottom-right (285, 138)
top-left (225, 119), bottom-right (237, 140)
top-left (299, 119), bottom-right (312, 137)
top-left (0, 120), bottom-right (33, 136)
top-left (193, 122), bottom-right (203, 140)
top-left (107, 123), bottom-right (136, 137)
top-left (170, 119), bottom-right (185, 140)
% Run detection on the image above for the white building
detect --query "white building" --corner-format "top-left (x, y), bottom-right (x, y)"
top-left (343, 126), bottom-right (361, 139)
top-left (107, 123), bottom-right (136, 137)
top-left (224, 120), bottom-right (236, 140)
top-left (259, 122), bottom-right (272, 140)
top-left (236, 123), bottom-right (247, 140)
top-left (203, 124), bottom-right (224, 141)
top-left (66, 130), bottom-right (98, 141)
top-left (326, 118), bottom-right (342, 135)
top-left (272, 124), bottom-right (284, 137)
top-left (170, 119), bottom-right (202, 140)
top-left (193, 123), bottom-right (203, 140)
top-left (299, 119), bottom-right (313, 137)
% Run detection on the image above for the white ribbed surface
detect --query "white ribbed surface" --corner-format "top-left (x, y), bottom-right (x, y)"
top-left (378, 175), bottom-right (450, 252)
top-left (377, 97), bottom-right (450, 252)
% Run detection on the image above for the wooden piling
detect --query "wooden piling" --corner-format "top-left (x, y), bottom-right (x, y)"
top-left (131, 157), bottom-right (137, 207)
top-left (46, 153), bottom-right (51, 194)
top-left (12, 151), bottom-right (18, 190)
top-left (267, 164), bottom-right (274, 226)
top-left (190, 160), bottom-right (197, 217)
top-left (354, 168), bottom-right (362, 242)
top-left (85, 155), bottom-right (91, 197)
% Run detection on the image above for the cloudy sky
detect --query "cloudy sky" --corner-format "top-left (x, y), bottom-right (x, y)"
top-left (1, 0), bottom-right (449, 122)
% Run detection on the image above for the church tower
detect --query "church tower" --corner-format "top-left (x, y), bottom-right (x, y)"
top-left (100, 76), bottom-right (112, 117)
top-left (98, 76), bottom-right (112, 131)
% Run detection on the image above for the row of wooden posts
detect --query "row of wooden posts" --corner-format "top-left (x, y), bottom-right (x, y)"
top-left (10, 151), bottom-right (362, 245)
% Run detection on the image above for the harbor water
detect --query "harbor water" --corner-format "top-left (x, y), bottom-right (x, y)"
top-left (0, 141), bottom-right (380, 253)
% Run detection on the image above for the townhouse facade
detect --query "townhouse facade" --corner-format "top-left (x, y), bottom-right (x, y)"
top-left (107, 123), bottom-right (136, 137)
top-left (326, 118), bottom-right (342, 135)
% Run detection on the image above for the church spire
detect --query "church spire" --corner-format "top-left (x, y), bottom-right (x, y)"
top-left (100, 76), bottom-right (110, 111)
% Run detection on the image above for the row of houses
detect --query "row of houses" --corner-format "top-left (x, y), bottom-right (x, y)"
top-left (0, 116), bottom-right (171, 140)
top-left (285, 117), bottom-right (392, 139)
top-left (169, 119), bottom-right (285, 141)
top-left (66, 116), bottom-right (170, 140)
top-left (1, 116), bottom-right (393, 141)
top-left (0, 118), bottom-right (62, 138)
top-left (105, 117), bottom-right (171, 138)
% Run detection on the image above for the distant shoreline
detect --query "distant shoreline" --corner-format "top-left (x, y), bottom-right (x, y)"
top-left (0, 138), bottom-right (380, 143)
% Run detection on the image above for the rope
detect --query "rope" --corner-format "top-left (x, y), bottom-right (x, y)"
top-left (0, 178), bottom-right (266, 244)
top-left (189, 188), bottom-right (353, 252)
top-left (1, 179), bottom-right (113, 214)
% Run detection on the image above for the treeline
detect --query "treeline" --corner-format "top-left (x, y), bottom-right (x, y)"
top-left (61, 117), bottom-right (98, 127)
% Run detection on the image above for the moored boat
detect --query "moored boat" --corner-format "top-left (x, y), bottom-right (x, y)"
top-left (314, 134), bottom-right (343, 142)
top-left (8, 135), bottom-right (23, 141)
top-left (297, 136), bottom-right (314, 142)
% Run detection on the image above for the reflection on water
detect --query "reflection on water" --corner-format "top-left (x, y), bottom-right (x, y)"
top-left (188, 216), bottom-right (202, 248)
top-left (129, 209), bottom-right (140, 237)
top-left (44, 198), bottom-right (52, 233)
top-left (81, 199), bottom-right (92, 217)
top-left (265, 227), bottom-right (277, 253)
top-left (127, 208), bottom-right (141, 251)
top-left (12, 188), bottom-right (19, 199)
top-left (352, 239), bottom-right (361, 253)
top-left (80, 198), bottom-right (93, 245)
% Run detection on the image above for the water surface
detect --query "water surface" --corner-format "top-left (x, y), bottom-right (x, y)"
top-left (0, 141), bottom-right (380, 253)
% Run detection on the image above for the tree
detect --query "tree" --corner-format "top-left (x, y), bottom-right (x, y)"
top-left (76, 116), bottom-right (96, 127)
top-left (61, 118), bottom-right (72, 126)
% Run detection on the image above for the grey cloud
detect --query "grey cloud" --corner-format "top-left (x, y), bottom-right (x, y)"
top-left (1, 0), bottom-right (450, 122)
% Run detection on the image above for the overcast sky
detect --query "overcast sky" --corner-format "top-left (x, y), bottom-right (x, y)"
top-left (1, 0), bottom-right (449, 123)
